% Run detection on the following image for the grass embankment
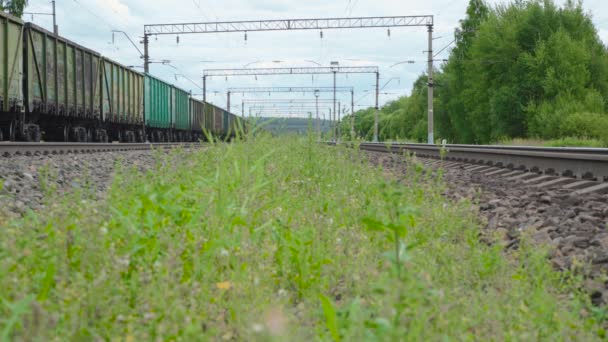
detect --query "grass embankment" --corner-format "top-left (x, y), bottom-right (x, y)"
top-left (0, 134), bottom-right (605, 340)
top-left (497, 137), bottom-right (607, 148)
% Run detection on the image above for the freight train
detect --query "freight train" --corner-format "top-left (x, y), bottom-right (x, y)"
top-left (0, 11), bottom-right (239, 142)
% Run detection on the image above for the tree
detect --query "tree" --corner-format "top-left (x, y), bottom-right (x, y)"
top-left (348, 0), bottom-right (608, 144)
top-left (1, 0), bottom-right (28, 17)
top-left (441, 0), bottom-right (490, 143)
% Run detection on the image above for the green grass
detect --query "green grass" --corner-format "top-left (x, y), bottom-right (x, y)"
top-left (0, 130), bottom-right (605, 340)
top-left (497, 137), bottom-right (607, 148)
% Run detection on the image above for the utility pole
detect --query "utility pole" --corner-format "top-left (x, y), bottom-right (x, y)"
top-left (202, 76), bottom-right (207, 102)
top-left (329, 108), bottom-right (332, 139)
top-left (315, 90), bottom-right (320, 139)
top-left (52, 0), bottom-right (57, 34)
top-left (242, 101), bottom-right (245, 119)
top-left (332, 70), bottom-right (337, 142)
top-left (351, 90), bottom-right (355, 139)
top-left (227, 91), bottom-right (231, 112)
top-left (374, 71), bottom-right (379, 142)
top-left (427, 24), bottom-right (434, 144)
top-left (337, 101), bottom-right (341, 141)
top-left (143, 34), bottom-right (150, 72)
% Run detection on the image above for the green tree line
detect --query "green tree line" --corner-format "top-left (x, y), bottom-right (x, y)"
top-left (1, 0), bottom-right (27, 17)
top-left (343, 0), bottom-right (608, 144)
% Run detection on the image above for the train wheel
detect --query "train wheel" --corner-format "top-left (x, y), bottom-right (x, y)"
top-left (73, 127), bottom-right (86, 143)
top-left (63, 125), bottom-right (70, 142)
top-left (86, 129), bottom-right (93, 143)
top-left (26, 125), bottom-right (41, 142)
top-left (95, 129), bottom-right (108, 143)
top-left (9, 121), bottom-right (16, 142)
top-left (137, 130), bottom-right (145, 143)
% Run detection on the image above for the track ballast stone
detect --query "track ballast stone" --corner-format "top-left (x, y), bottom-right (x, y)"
top-left (0, 150), bottom-right (164, 217)
top-left (366, 150), bottom-right (608, 305)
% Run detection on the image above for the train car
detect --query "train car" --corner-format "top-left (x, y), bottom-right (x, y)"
top-left (2, 11), bottom-right (244, 143)
top-left (172, 86), bottom-right (190, 141)
top-left (23, 22), bottom-right (104, 142)
top-left (203, 101), bottom-right (214, 136)
top-left (0, 11), bottom-right (23, 141)
top-left (144, 74), bottom-right (191, 142)
top-left (214, 106), bottom-right (223, 136)
top-left (190, 97), bottom-right (206, 140)
top-left (100, 57), bottom-right (145, 142)
top-left (199, 101), bottom-right (237, 138)
top-left (228, 113), bottom-right (240, 137)
top-left (222, 110), bottom-right (230, 136)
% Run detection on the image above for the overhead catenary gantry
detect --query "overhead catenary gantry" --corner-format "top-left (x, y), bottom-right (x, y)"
top-left (249, 104), bottom-right (346, 137)
top-left (238, 97), bottom-right (353, 138)
top-left (227, 86), bottom-right (354, 94)
top-left (230, 87), bottom-right (356, 135)
top-left (143, 15), bottom-right (435, 143)
top-left (203, 66), bottom-right (378, 141)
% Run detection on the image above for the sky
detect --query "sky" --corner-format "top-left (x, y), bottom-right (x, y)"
top-left (22, 0), bottom-right (608, 118)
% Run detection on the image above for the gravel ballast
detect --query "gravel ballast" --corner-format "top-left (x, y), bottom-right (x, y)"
top-left (366, 151), bottom-right (608, 305)
top-left (0, 150), bottom-right (165, 217)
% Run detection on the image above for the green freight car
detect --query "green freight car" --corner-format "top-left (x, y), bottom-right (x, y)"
top-left (222, 109), bottom-right (230, 136)
top-left (0, 11), bottom-right (23, 141)
top-left (23, 22), bottom-right (103, 141)
top-left (100, 58), bottom-right (145, 142)
top-left (172, 86), bottom-right (190, 141)
top-left (144, 74), bottom-right (191, 142)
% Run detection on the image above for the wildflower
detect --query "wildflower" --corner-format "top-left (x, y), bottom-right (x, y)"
top-left (216, 281), bottom-right (232, 290)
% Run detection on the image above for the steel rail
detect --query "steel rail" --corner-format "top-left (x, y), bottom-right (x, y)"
top-left (351, 142), bottom-right (608, 182)
top-left (0, 142), bottom-right (202, 157)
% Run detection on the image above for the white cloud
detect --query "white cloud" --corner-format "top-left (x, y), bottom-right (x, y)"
top-left (96, 0), bottom-right (131, 18)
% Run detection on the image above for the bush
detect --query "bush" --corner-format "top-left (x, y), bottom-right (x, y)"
top-left (559, 112), bottom-right (608, 143)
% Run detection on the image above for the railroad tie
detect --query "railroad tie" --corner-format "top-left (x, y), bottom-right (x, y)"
top-left (573, 182), bottom-right (608, 195)
top-left (533, 177), bottom-right (578, 188)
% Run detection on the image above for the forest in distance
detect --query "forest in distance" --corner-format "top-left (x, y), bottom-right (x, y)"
top-left (342, 0), bottom-right (608, 146)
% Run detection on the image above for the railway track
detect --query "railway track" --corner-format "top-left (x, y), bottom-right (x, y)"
top-left (0, 142), bottom-right (202, 157)
top-left (350, 142), bottom-right (608, 195)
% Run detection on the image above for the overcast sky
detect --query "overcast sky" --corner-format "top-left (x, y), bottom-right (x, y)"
top-left (23, 0), bottom-right (608, 117)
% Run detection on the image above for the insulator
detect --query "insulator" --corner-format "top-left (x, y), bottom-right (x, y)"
top-left (244, 32), bottom-right (248, 41)
top-left (387, 29), bottom-right (391, 37)
top-left (176, 35), bottom-right (180, 44)
top-left (320, 30), bottom-right (323, 39)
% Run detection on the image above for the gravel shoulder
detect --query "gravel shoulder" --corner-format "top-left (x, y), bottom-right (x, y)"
top-left (366, 150), bottom-right (608, 305)
top-left (0, 150), bottom-right (163, 218)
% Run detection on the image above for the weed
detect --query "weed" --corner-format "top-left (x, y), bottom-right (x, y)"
top-left (0, 133), bottom-right (604, 340)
